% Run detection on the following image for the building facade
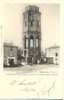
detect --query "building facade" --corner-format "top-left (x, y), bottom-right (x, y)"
top-left (45, 46), bottom-right (60, 65)
top-left (4, 43), bottom-right (18, 67)
top-left (23, 5), bottom-right (41, 64)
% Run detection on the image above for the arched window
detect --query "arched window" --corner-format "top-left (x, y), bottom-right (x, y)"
top-left (30, 38), bottom-right (33, 47)
top-left (31, 19), bottom-right (34, 26)
top-left (36, 39), bottom-right (38, 47)
top-left (26, 38), bottom-right (28, 48)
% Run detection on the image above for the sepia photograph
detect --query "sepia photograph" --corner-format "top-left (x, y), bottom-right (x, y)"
top-left (3, 4), bottom-right (60, 68)
top-left (0, 1), bottom-right (63, 99)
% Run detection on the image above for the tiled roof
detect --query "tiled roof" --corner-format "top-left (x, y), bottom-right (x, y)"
top-left (4, 42), bottom-right (18, 48)
top-left (46, 45), bottom-right (60, 50)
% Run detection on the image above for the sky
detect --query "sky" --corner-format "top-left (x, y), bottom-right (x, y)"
top-left (0, 3), bottom-right (60, 51)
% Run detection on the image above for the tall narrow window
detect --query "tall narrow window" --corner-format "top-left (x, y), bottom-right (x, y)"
top-left (24, 50), bottom-right (26, 56)
top-left (31, 19), bottom-right (34, 27)
top-left (26, 38), bottom-right (28, 48)
top-left (25, 21), bottom-right (27, 27)
top-left (36, 39), bottom-right (38, 47)
top-left (10, 47), bottom-right (13, 51)
top-left (37, 21), bottom-right (39, 27)
top-left (30, 39), bottom-right (33, 47)
top-left (31, 20), bottom-right (33, 26)
top-left (55, 52), bottom-right (58, 57)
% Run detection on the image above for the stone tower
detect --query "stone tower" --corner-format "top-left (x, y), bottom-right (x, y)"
top-left (23, 5), bottom-right (41, 64)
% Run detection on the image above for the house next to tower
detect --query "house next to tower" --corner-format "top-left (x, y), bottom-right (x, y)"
top-left (23, 5), bottom-right (41, 64)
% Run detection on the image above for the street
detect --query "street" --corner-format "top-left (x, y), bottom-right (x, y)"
top-left (3, 64), bottom-right (59, 75)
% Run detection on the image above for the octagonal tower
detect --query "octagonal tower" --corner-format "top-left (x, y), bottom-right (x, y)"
top-left (23, 5), bottom-right (41, 64)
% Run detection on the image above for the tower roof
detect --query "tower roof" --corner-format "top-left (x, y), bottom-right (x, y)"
top-left (25, 5), bottom-right (39, 12)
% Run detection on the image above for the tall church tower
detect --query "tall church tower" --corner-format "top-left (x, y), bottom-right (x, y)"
top-left (23, 5), bottom-right (41, 64)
